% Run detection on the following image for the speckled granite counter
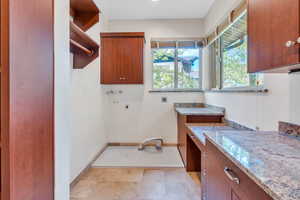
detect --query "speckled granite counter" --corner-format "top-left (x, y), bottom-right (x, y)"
top-left (204, 130), bottom-right (300, 200)
top-left (174, 103), bottom-right (225, 116)
top-left (175, 107), bottom-right (225, 116)
top-left (187, 126), bottom-right (237, 144)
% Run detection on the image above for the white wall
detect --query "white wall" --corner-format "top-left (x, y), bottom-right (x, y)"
top-left (54, 0), bottom-right (71, 199)
top-left (70, 4), bottom-right (110, 181)
top-left (204, 74), bottom-right (290, 130)
top-left (204, 0), bottom-right (243, 35)
top-left (202, 0), bottom-right (296, 131)
top-left (290, 73), bottom-right (300, 125)
top-left (104, 20), bottom-right (205, 143)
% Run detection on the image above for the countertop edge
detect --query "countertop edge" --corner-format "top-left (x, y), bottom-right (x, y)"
top-left (186, 126), bottom-right (206, 145)
top-left (177, 112), bottom-right (225, 116)
top-left (204, 134), bottom-right (281, 200)
top-left (175, 108), bottom-right (225, 116)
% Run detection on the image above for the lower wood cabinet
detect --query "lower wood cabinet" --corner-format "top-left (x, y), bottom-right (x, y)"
top-left (205, 141), bottom-right (273, 200)
top-left (177, 113), bottom-right (223, 169)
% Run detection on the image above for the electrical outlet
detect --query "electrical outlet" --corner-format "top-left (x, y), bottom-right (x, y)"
top-left (161, 97), bottom-right (167, 103)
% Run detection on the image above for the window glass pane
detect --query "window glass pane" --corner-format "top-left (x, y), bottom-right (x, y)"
top-left (152, 48), bottom-right (175, 89)
top-left (221, 35), bottom-right (249, 88)
top-left (178, 48), bottom-right (200, 89)
top-left (209, 12), bottom-right (264, 90)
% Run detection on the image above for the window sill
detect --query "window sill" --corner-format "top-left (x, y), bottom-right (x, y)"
top-left (149, 89), bottom-right (204, 93)
top-left (148, 88), bottom-right (269, 93)
top-left (204, 88), bottom-right (269, 93)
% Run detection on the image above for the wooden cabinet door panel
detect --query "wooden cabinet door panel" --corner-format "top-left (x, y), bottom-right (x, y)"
top-left (206, 142), bottom-right (231, 200)
top-left (231, 190), bottom-right (241, 200)
top-left (120, 37), bottom-right (143, 84)
top-left (248, 0), bottom-right (300, 72)
top-left (101, 38), bottom-right (123, 84)
top-left (206, 141), bottom-right (273, 200)
top-left (101, 34), bottom-right (144, 84)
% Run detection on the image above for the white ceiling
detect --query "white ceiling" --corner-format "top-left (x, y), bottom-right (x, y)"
top-left (99, 0), bottom-right (216, 20)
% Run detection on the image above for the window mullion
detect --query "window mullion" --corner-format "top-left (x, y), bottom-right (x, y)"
top-left (219, 37), bottom-right (224, 89)
top-left (174, 41), bottom-right (179, 89)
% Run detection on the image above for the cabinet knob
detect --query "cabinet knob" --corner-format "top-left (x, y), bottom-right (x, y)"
top-left (119, 77), bottom-right (126, 80)
top-left (286, 40), bottom-right (296, 47)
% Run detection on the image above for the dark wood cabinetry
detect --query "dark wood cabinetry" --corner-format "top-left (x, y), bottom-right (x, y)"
top-left (70, 0), bottom-right (100, 69)
top-left (70, 0), bottom-right (100, 31)
top-left (178, 114), bottom-right (188, 167)
top-left (187, 129), bottom-right (207, 200)
top-left (70, 21), bottom-right (99, 69)
top-left (177, 114), bottom-right (223, 169)
top-left (248, 0), bottom-right (300, 73)
top-left (100, 32), bottom-right (144, 84)
top-left (1, 0), bottom-right (54, 199)
top-left (205, 141), bottom-right (273, 200)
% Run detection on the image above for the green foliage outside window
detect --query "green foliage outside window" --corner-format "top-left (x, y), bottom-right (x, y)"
top-left (222, 37), bottom-right (253, 88)
top-left (152, 48), bottom-right (200, 89)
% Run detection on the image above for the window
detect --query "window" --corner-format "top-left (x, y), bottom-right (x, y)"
top-left (152, 40), bottom-right (202, 90)
top-left (210, 12), bottom-right (263, 89)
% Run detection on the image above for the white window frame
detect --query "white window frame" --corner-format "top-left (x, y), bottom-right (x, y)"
top-left (210, 12), bottom-right (264, 90)
top-left (151, 41), bottom-right (203, 91)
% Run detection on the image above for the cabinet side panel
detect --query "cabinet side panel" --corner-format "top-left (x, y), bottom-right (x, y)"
top-left (177, 114), bottom-right (187, 167)
top-left (1, 0), bottom-right (10, 199)
top-left (8, 0), bottom-right (55, 199)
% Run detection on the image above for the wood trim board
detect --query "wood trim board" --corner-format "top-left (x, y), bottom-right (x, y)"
top-left (1, 0), bottom-right (55, 199)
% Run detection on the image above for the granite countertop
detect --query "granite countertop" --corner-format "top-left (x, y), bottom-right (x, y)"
top-left (174, 103), bottom-right (225, 116)
top-left (187, 125), bottom-right (236, 144)
top-left (175, 107), bottom-right (225, 116)
top-left (204, 130), bottom-right (300, 200)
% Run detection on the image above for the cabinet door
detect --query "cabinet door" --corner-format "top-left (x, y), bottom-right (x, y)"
top-left (101, 36), bottom-right (144, 84)
top-left (101, 37), bottom-right (123, 84)
top-left (206, 142), bottom-right (231, 200)
top-left (231, 191), bottom-right (241, 200)
top-left (205, 141), bottom-right (273, 200)
top-left (119, 37), bottom-right (144, 84)
top-left (248, 0), bottom-right (300, 72)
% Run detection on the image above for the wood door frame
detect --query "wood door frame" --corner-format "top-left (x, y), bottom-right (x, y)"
top-left (1, 0), bottom-right (55, 199)
top-left (1, 0), bottom-right (11, 199)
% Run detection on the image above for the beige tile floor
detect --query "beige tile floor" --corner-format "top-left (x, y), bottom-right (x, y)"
top-left (71, 168), bottom-right (202, 200)
top-left (93, 147), bottom-right (184, 168)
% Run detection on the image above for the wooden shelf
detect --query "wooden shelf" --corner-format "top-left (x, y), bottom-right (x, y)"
top-left (70, 0), bottom-right (100, 31)
top-left (70, 21), bottom-right (99, 69)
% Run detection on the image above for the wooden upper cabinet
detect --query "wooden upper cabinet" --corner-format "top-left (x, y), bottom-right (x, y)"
top-left (100, 32), bottom-right (144, 84)
top-left (248, 0), bottom-right (300, 73)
